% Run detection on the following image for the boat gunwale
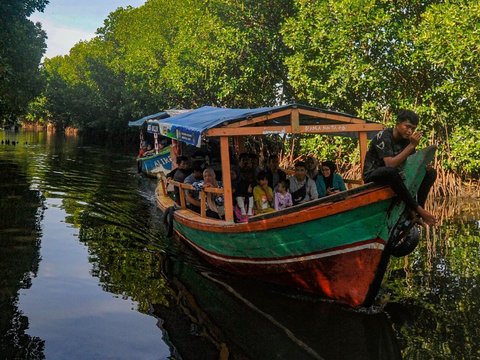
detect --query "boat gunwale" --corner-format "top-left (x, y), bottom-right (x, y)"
top-left (157, 182), bottom-right (395, 233)
top-left (138, 153), bottom-right (164, 161)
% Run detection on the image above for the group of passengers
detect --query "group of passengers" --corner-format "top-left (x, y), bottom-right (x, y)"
top-left (287, 157), bottom-right (346, 205)
top-left (167, 156), bottom-right (225, 219)
top-left (137, 139), bottom-right (169, 158)
top-left (167, 152), bottom-right (346, 222)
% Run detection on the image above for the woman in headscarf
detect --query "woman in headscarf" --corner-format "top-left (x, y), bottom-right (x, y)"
top-left (315, 160), bottom-right (346, 197)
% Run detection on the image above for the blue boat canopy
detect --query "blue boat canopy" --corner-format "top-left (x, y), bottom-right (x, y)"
top-left (158, 105), bottom-right (281, 146)
top-left (128, 111), bottom-right (169, 127)
top-left (157, 104), bottom-right (382, 147)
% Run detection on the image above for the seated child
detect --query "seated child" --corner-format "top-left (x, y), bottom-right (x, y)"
top-left (235, 171), bottom-right (254, 222)
top-left (274, 179), bottom-right (293, 211)
top-left (253, 171), bottom-right (275, 214)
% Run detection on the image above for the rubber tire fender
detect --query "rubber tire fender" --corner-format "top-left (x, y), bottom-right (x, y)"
top-left (162, 206), bottom-right (175, 237)
top-left (390, 225), bottom-right (420, 257)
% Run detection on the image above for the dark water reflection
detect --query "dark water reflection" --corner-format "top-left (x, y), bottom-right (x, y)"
top-left (385, 198), bottom-right (480, 359)
top-left (0, 156), bottom-right (45, 358)
top-left (0, 130), bottom-right (479, 359)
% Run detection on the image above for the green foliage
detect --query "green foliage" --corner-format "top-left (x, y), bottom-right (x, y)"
top-left (283, 0), bottom-right (447, 118)
top-left (282, 0), bottom-right (480, 177)
top-left (24, 95), bottom-right (50, 124)
top-left (414, 2), bottom-right (480, 131)
top-left (283, 0), bottom-right (391, 114)
top-left (293, 135), bottom-right (358, 166)
top-left (0, 0), bottom-right (48, 125)
top-left (30, 0), bottom-right (295, 132)
top-left (21, 0), bottom-right (480, 178)
top-left (445, 126), bottom-right (480, 177)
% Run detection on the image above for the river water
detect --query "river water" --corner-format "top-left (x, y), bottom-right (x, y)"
top-left (1, 130), bottom-right (479, 360)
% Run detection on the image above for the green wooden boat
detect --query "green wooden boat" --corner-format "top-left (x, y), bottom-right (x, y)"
top-left (154, 104), bottom-right (436, 307)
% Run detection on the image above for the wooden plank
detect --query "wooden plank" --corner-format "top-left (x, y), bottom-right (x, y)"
top-left (298, 108), bottom-right (366, 124)
top-left (206, 126), bottom-right (290, 136)
top-left (220, 136), bottom-right (234, 223)
top-left (300, 123), bottom-right (384, 133)
top-left (344, 179), bottom-right (363, 185)
top-left (168, 179), bottom-right (194, 190)
top-left (178, 183), bottom-right (186, 208)
top-left (224, 109), bottom-right (292, 128)
top-left (206, 123), bottom-right (384, 137)
top-left (203, 187), bottom-right (224, 194)
top-left (223, 108), bottom-right (367, 128)
top-left (167, 179), bottom-right (223, 194)
top-left (156, 190), bottom-right (176, 211)
top-left (167, 178), bottom-right (225, 215)
top-left (159, 176), bottom-right (167, 196)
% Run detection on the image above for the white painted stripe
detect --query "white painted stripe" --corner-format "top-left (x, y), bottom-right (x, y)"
top-left (182, 238), bottom-right (385, 265)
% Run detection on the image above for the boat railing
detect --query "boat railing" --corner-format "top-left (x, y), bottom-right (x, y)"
top-left (158, 176), bottom-right (384, 223)
top-left (248, 181), bottom-right (383, 222)
top-left (344, 178), bottom-right (364, 189)
top-left (159, 176), bottom-right (225, 219)
top-left (158, 174), bottom-right (376, 221)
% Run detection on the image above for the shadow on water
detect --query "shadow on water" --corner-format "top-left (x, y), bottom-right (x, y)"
top-left (152, 250), bottom-right (402, 360)
top-left (0, 159), bottom-right (45, 358)
top-left (1, 129), bottom-right (479, 359)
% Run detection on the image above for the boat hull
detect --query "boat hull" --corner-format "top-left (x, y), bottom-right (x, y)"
top-left (138, 146), bottom-right (172, 177)
top-left (179, 232), bottom-right (385, 307)
top-left (163, 188), bottom-right (394, 307)
top-left (157, 146), bottom-right (436, 307)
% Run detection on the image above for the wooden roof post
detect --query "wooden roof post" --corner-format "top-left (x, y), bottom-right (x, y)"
top-left (291, 108), bottom-right (300, 133)
top-left (220, 136), bottom-right (234, 223)
top-left (359, 131), bottom-right (368, 178)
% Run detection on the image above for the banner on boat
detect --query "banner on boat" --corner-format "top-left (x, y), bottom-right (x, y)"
top-left (141, 145), bottom-right (173, 174)
top-left (159, 124), bottom-right (202, 147)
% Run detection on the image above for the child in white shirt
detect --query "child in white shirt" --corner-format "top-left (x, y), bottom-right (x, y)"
top-left (274, 179), bottom-right (293, 211)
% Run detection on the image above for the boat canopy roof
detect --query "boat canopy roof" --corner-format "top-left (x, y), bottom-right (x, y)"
top-left (128, 111), bottom-right (169, 127)
top-left (128, 109), bottom-right (191, 128)
top-left (157, 103), bottom-right (384, 147)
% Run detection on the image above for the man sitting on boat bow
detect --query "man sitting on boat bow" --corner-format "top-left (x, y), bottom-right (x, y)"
top-left (363, 110), bottom-right (437, 226)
